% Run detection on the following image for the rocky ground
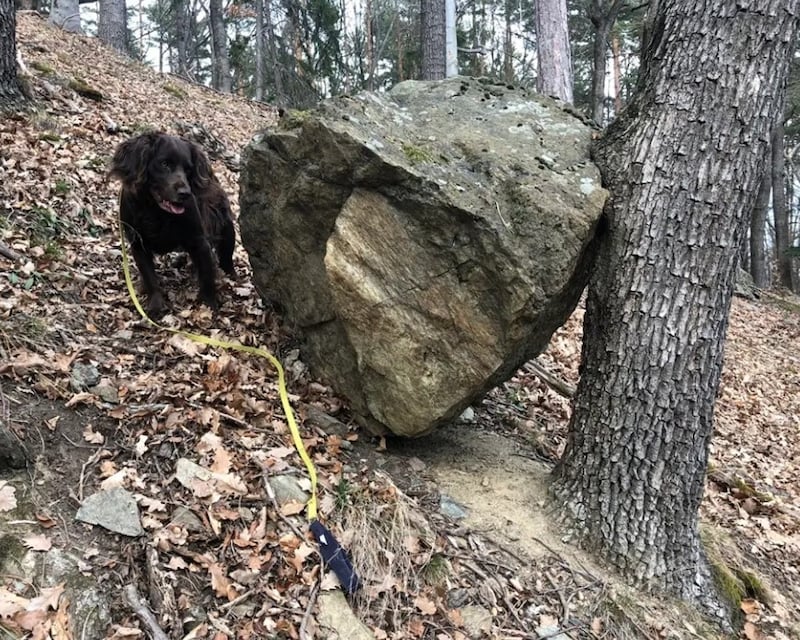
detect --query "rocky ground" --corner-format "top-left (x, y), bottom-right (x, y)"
top-left (1, 13), bottom-right (799, 640)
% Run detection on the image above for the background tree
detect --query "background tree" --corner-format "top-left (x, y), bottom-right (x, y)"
top-left (750, 151), bottom-right (771, 289)
top-left (420, 0), bottom-right (445, 79)
top-left (1, 0), bottom-right (26, 110)
top-left (535, 0), bottom-right (573, 102)
top-left (209, 0), bottom-right (232, 91)
top-left (586, 0), bottom-right (626, 123)
top-left (550, 0), bottom-right (799, 623)
top-left (98, 0), bottom-right (128, 52)
top-left (49, 0), bottom-right (83, 33)
top-left (772, 120), bottom-right (796, 290)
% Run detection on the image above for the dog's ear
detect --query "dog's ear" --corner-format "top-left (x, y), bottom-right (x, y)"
top-left (188, 142), bottom-right (213, 192)
top-left (110, 133), bottom-right (158, 191)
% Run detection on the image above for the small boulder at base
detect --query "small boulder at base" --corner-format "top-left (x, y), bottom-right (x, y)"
top-left (240, 77), bottom-right (606, 437)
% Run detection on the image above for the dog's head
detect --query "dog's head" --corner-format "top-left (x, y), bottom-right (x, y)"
top-left (110, 132), bottom-right (214, 215)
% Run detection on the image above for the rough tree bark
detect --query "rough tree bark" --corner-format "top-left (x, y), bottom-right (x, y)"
top-left (0, 0), bottom-right (26, 110)
top-left (588, 0), bottom-right (627, 124)
top-left (750, 148), bottom-right (771, 289)
top-left (173, 0), bottom-right (191, 78)
top-left (98, 0), bottom-right (128, 53)
top-left (255, 0), bottom-right (264, 100)
top-left (772, 121), bottom-right (795, 290)
top-left (420, 0), bottom-right (445, 80)
top-left (535, 0), bottom-right (573, 103)
top-left (209, 0), bottom-right (232, 92)
top-left (550, 0), bottom-right (799, 624)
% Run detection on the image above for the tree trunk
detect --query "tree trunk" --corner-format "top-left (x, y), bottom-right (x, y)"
top-left (173, 0), bottom-right (191, 78)
top-left (264, 0), bottom-right (283, 106)
top-left (588, 0), bottom-right (626, 123)
top-left (209, 0), bottom-right (231, 92)
top-left (49, 0), bottom-right (83, 33)
top-left (420, 0), bottom-right (445, 80)
top-left (535, 0), bottom-right (573, 103)
top-left (551, 0), bottom-right (798, 624)
top-left (611, 30), bottom-right (622, 115)
top-left (255, 0), bottom-right (264, 100)
top-left (0, 0), bottom-right (26, 111)
top-left (98, 0), bottom-right (128, 53)
top-left (365, 0), bottom-right (375, 90)
top-left (750, 149), bottom-right (771, 289)
top-left (502, 0), bottom-right (512, 83)
top-left (772, 121), bottom-right (794, 290)
top-left (445, 0), bottom-right (456, 77)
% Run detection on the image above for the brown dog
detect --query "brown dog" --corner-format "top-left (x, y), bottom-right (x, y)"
top-left (111, 132), bottom-right (236, 316)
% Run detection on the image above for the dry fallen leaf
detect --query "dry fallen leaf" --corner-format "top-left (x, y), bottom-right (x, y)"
top-left (413, 594), bottom-right (437, 615)
top-left (0, 482), bottom-right (17, 512)
top-left (23, 534), bottom-right (53, 552)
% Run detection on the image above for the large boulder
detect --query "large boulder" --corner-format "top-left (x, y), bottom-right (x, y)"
top-left (239, 77), bottom-right (606, 437)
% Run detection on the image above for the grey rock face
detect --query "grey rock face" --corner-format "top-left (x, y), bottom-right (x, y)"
top-left (240, 77), bottom-right (606, 437)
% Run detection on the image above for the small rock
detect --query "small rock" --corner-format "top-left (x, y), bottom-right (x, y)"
top-left (70, 362), bottom-right (100, 391)
top-left (439, 494), bottom-right (468, 520)
top-left (75, 487), bottom-right (143, 537)
top-left (91, 381), bottom-right (119, 404)
top-left (459, 407), bottom-right (476, 422)
top-left (318, 591), bottom-right (374, 640)
top-left (170, 506), bottom-right (206, 533)
top-left (461, 604), bottom-right (492, 637)
top-left (537, 624), bottom-right (569, 640)
top-left (267, 475), bottom-right (310, 506)
top-left (174, 458), bottom-right (214, 489)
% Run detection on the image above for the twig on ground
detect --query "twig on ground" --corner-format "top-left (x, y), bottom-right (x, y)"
top-left (545, 571), bottom-right (571, 628)
top-left (122, 584), bottom-right (170, 640)
top-left (299, 577), bottom-right (321, 640)
top-left (524, 360), bottom-right (576, 398)
top-left (0, 242), bottom-right (23, 262)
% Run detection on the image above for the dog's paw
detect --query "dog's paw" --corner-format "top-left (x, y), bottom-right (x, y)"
top-left (199, 290), bottom-right (219, 312)
top-left (146, 292), bottom-right (169, 318)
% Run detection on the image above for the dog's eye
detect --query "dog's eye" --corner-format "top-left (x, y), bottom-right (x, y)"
top-left (160, 160), bottom-right (170, 169)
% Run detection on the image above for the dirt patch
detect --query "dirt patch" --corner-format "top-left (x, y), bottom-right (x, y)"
top-left (390, 423), bottom-right (558, 557)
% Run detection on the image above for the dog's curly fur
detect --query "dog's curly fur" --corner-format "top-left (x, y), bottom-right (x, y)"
top-left (110, 132), bottom-right (236, 316)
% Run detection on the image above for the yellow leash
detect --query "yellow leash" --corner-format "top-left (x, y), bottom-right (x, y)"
top-left (117, 215), bottom-right (318, 521)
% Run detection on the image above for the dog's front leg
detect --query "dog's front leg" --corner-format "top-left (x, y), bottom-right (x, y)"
top-left (131, 243), bottom-right (167, 316)
top-left (186, 238), bottom-right (219, 311)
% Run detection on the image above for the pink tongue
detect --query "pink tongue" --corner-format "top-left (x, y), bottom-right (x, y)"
top-left (160, 200), bottom-right (185, 215)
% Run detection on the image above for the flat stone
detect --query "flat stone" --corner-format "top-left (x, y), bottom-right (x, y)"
top-left (75, 487), bottom-right (143, 537)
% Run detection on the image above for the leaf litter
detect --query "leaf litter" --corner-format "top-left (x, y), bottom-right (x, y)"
top-left (0, 12), bottom-right (799, 640)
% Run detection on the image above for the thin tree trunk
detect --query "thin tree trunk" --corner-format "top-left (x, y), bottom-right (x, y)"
top-left (0, 0), bottom-right (26, 111)
top-left (173, 0), bottom-right (190, 78)
top-left (420, 0), bottom-right (446, 80)
top-left (503, 0), bottom-right (513, 83)
top-left (98, 0), bottom-right (128, 53)
top-left (366, 0), bottom-right (375, 90)
top-left (611, 30), bottom-right (622, 115)
top-left (588, 0), bottom-right (626, 123)
top-left (264, 0), bottom-right (284, 105)
top-left (209, 0), bottom-right (232, 92)
top-left (445, 0), bottom-right (456, 76)
top-left (750, 149), bottom-right (771, 289)
top-left (255, 0), bottom-right (264, 100)
top-left (773, 121), bottom-right (794, 290)
top-left (551, 0), bottom-right (798, 624)
top-left (535, 0), bottom-right (573, 103)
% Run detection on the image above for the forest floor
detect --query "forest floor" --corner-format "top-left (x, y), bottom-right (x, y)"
top-left (2, 12), bottom-right (800, 640)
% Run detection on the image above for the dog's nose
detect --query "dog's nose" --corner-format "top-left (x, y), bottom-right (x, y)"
top-left (175, 185), bottom-right (191, 201)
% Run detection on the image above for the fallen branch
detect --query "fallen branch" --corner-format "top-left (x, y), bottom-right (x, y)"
top-left (122, 584), bottom-right (170, 640)
top-left (0, 242), bottom-right (22, 262)
top-left (523, 360), bottom-right (575, 398)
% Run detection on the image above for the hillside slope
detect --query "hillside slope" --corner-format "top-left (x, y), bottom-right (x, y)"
top-left (1, 13), bottom-right (800, 640)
